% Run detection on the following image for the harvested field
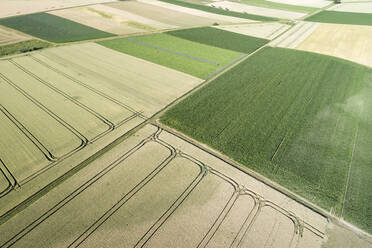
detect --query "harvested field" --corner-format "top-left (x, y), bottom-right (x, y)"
top-left (0, 27), bottom-right (30, 46)
top-left (0, 42), bottom-right (202, 215)
top-left (297, 23), bottom-right (372, 68)
top-left (0, 0), bottom-right (115, 19)
top-left (0, 13), bottom-right (114, 43)
top-left (270, 21), bottom-right (319, 48)
top-left (329, 2), bottom-right (372, 13)
top-left (98, 33), bottom-right (244, 79)
top-left (136, 0), bottom-right (256, 23)
top-left (207, 1), bottom-right (306, 19)
top-left (49, 4), bottom-right (174, 35)
top-left (167, 27), bottom-right (269, 53)
top-left (105, 1), bottom-right (228, 28)
top-left (265, 0), bottom-right (330, 8)
top-left (151, 0), bottom-right (278, 21)
top-left (161, 47), bottom-right (372, 233)
top-left (239, 0), bottom-right (319, 13)
top-left (0, 124), bottom-right (328, 247)
top-left (214, 22), bottom-right (291, 39)
top-left (306, 11), bottom-right (372, 26)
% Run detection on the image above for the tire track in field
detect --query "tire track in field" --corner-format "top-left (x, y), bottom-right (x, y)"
top-left (0, 159), bottom-right (17, 198)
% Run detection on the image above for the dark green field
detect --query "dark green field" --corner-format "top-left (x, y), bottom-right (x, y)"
top-left (157, 0), bottom-right (278, 21)
top-left (161, 47), bottom-right (372, 233)
top-left (167, 27), bottom-right (269, 54)
top-left (0, 13), bottom-right (114, 43)
top-left (0, 40), bottom-right (51, 57)
top-left (306, 11), bottom-right (372, 26)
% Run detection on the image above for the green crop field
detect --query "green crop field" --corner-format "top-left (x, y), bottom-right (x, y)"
top-left (157, 0), bottom-right (278, 21)
top-left (0, 40), bottom-right (51, 58)
top-left (240, 0), bottom-right (318, 13)
top-left (167, 27), bottom-right (269, 54)
top-left (98, 33), bottom-right (244, 79)
top-left (161, 47), bottom-right (372, 233)
top-left (0, 13), bottom-right (114, 43)
top-left (306, 11), bottom-right (372, 26)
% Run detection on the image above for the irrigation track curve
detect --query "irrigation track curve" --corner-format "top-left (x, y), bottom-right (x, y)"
top-left (0, 159), bottom-right (17, 198)
top-left (0, 125), bottom-right (325, 248)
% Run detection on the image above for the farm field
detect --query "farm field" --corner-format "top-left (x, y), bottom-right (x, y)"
top-left (270, 21), bottom-right (319, 48)
top-left (98, 33), bottom-right (245, 79)
top-left (150, 0), bottom-right (278, 21)
top-left (207, 1), bottom-right (306, 19)
top-left (0, 0), bottom-right (116, 19)
top-left (265, 0), bottom-right (330, 8)
top-left (0, 40), bottom-right (51, 58)
top-left (239, 0), bottom-right (319, 13)
top-left (161, 47), bottom-right (372, 233)
top-left (329, 2), bottom-right (372, 13)
top-left (167, 27), bottom-right (269, 53)
top-left (0, 13), bottom-right (114, 43)
top-left (306, 11), bottom-right (372, 26)
top-left (297, 23), bottom-right (372, 68)
top-left (0, 124), bottom-right (330, 248)
top-left (0, 42), bottom-right (203, 216)
top-left (0, 26), bottom-right (30, 46)
top-left (214, 22), bottom-right (291, 40)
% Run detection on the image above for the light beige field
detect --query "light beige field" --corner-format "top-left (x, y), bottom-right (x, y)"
top-left (0, 27), bottom-right (30, 46)
top-left (207, 0), bottom-right (306, 19)
top-left (49, 4), bottom-right (175, 35)
top-left (270, 21), bottom-right (319, 48)
top-left (106, 0), bottom-right (248, 27)
top-left (297, 23), bottom-right (372, 68)
top-left (329, 2), bottom-right (372, 13)
top-left (0, 42), bottom-right (202, 214)
top-left (266, 0), bottom-right (330, 8)
top-left (0, 0), bottom-right (116, 19)
top-left (137, 0), bottom-right (253, 23)
top-left (0, 124), bottom-right (329, 248)
top-left (214, 22), bottom-right (291, 40)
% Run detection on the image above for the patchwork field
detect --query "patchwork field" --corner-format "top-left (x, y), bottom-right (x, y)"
top-left (264, 0), bottom-right (330, 8)
top-left (270, 21), bottom-right (319, 48)
top-left (214, 22), bottom-right (291, 40)
top-left (0, 13), bottom-right (114, 43)
top-left (98, 33), bottom-right (245, 79)
top-left (161, 47), bottom-right (372, 233)
top-left (167, 27), bottom-right (269, 53)
top-left (297, 23), bottom-right (372, 68)
top-left (239, 0), bottom-right (319, 13)
top-left (0, 124), bottom-right (329, 248)
top-left (0, 42), bottom-right (202, 216)
top-left (0, 27), bottom-right (30, 46)
top-left (0, 0), bottom-right (116, 19)
top-left (329, 2), bottom-right (372, 13)
top-left (207, 1), bottom-right (306, 19)
top-left (306, 11), bottom-right (372, 26)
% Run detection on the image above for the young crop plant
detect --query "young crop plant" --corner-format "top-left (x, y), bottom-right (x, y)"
top-left (161, 47), bottom-right (372, 233)
top-left (0, 13), bottom-right (114, 43)
top-left (167, 27), bottom-right (269, 54)
top-left (306, 11), bottom-right (372, 26)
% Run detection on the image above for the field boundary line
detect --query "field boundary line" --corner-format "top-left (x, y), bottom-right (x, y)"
top-left (127, 37), bottom-right (220, 65)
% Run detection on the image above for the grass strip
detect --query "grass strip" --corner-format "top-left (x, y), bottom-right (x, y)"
top-left (0, 40), bottom-right (51, 58)
top-left (306, 11), bottom-right (372, 26)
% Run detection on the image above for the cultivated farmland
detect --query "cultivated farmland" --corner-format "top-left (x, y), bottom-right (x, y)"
top-left (329, 2), bottom-right (372, 13)
top-left (161, 47), bottom-right (372, 233)
top-left (98, 33), bottom-right (245, 79)
top-left (297, 23), bottom-right (372, 68)
top-left (0, 13), bottom-right (114, 43)
top-left (0, 124), bottom-right (329, 248)
top-left (239, 0), bottom-right (319, 13)
top-left (0, 42), bottom-right (203, 216)
top-left (167, 27), bottom-right (269, 53)
top-left (306, 11), bottom-right (372, 26)
top-left (0, 26), bottom-right (30, 46)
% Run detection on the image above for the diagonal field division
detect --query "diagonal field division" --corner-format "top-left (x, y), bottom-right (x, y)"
top-left (161, 47), bottom-right (372, 234)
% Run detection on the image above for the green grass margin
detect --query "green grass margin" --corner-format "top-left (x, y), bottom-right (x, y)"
top-left (306, 11), bottom-right (372, 26)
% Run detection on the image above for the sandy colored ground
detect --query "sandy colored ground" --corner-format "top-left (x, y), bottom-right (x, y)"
top-left (0, 124), bottom-right (332, 247)
top-left (0, 27), bottom-right (30, 46)
top-left (329, 2), bottom-right (372, 13)
top-left (214, 22), bottom-right (291, 39)
top-left (267, 0), bottom-right (330, 8)
top-left (297, 23), bottom-right (372, 68)
top-left (322, 223), bottom-right (372, 248)
top-left (137, 0), bottom-right (253, 23)
top-left (106, 1), bottom-right (233, 27)
top-left (0, 0), bottom-right (117, 19)
top-left (207, 1), bottom-right (306, 19)
top-left (49, 4), bottom-right (175, 35)
top-left (270, 21), bottom-right (319, 48)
